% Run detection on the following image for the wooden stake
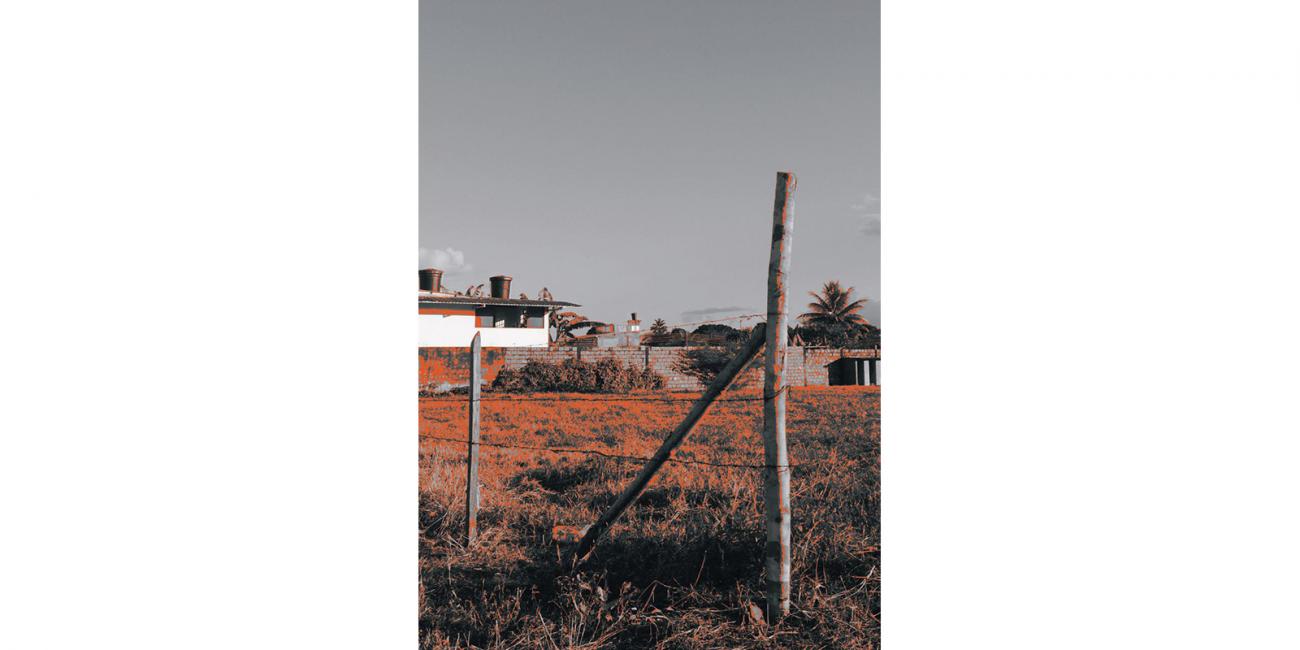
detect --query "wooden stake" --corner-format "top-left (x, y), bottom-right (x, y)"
top-left (764, 171), bottom-right (795, 620)
top-left (569, 323), bottom-right (768, 566)
top-left (465, 332), bottom-right (481, 546)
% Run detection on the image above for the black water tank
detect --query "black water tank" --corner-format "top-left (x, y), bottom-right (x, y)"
top-left (419, 268), bottom-right (443, 292)
top-left (489, 275), bottom-right (512, 299)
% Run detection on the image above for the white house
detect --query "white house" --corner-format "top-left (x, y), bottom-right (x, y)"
top-left (418, 269), bottom-right (578, 348)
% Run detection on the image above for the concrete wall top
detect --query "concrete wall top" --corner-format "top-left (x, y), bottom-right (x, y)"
top-left (418, 344), bottom-right (880, 391)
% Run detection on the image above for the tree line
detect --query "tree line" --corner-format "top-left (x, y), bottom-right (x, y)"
top-left (550, 280), bottom-right (878, 349)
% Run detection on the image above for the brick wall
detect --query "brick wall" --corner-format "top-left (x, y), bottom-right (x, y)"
top-left (417, 347), bottom-right (509, 386)
top-left (419, 345), bottom-right (879, 391)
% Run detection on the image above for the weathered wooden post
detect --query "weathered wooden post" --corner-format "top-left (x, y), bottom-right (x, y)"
top-left (568, 323), bottom-right (768, 566)
top-left (764, 171), bottom-right (795, 620)
top-left (465, 332), bottom-right (481, 546)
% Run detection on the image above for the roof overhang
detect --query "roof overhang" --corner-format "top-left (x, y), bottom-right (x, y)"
top-left (418, 292), bottom-right (579, 309)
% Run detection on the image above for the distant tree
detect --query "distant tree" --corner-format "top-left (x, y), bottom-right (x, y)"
top-left (800, 281), bottom-right (869, 327)
top-left (650, 318), bottom-right (668, 335)
top-left (645, 324), bottom-right (690, 347)
top-left (692, 323), bottom-right (743, 345)
top-left (693, 323), bottom-right (739, 337)
top-left (795, 321), bottom-right (881, 349)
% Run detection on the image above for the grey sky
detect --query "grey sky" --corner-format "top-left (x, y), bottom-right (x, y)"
top-left (421, 1), bottom-right (879, 328)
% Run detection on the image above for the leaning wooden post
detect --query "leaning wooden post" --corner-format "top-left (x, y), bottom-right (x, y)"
top-left (569, 323), bottom-right (767, 566)
top-left (465, 332), bottom-right (482, 546)
top-left (764, 171), bottom-right (795, 619)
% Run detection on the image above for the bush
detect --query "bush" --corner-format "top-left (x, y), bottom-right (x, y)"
top-left (673, 339), bottom-right (759, 384)
top-left (493, 357), bottom-right (665, 393)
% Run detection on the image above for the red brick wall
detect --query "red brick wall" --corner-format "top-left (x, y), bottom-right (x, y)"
top-left (418, 346), bottom-right (879, 391)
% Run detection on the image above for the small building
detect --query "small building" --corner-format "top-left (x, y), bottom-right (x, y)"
top-left (418, 268), bottom-right (578, 348)
top-left (596, 313), bottom-right (643, 348)
top-left (561, 313), bottom-right (644, 348)
top-left (827, 356), bottom-right (880, 386)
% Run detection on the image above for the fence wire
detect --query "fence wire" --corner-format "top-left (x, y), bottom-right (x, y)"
top-left (417, 385), bottom-right (837, 404)
top-left (419, 386), bottom-right (877, 470)
top-left (419, 435), bottom-right (801, 470)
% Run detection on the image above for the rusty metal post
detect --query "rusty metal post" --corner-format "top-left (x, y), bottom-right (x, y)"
top-left (764, 171), bottom-right (795, 619)
top-left (465, 332), bottom-right (481, 546)
top-left (569, 323), bottom-right (768, 566)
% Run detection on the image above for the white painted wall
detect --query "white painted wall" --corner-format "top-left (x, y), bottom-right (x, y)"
top-left (418, 314), bottom-right (550, 347)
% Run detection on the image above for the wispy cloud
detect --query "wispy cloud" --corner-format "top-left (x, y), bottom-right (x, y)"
top-left (851, 192), bottom-right (881, 236)
top-left (679, 305), bottom-right (755, 323)
top-left (419, 247), bottom-right (473, 275)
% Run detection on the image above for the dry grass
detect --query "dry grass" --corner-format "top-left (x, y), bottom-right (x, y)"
top-left (419, 386), bottom-right (880, 649)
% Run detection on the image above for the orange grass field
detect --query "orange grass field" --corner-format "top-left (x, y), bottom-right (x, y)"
top-left (419, 386), bottom-right (880, 649)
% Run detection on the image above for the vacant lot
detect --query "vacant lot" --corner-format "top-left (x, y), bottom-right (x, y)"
top-left (419, 386), bottom-right (880, 649)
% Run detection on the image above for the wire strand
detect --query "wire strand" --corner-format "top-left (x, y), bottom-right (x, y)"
top-left (419, 434), bottom-right (802, 470)
top-left (561, 312), bottom-right (767, 341)
top-left (419, 385), bottom-right (820, 404)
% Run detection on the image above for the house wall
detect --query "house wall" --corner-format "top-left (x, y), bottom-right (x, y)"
top-left (418, 345), bottom-right (880, 391)
top-left (418, 313), bottom-right (550, 348)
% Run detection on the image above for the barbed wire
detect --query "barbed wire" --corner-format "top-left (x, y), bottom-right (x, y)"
top-left (420, 389), bottom-right (786, 404)
top-left (419, 434), bottom-right (802, 470)
top-left (418, 385), bottom-right (883, 405)
top-left (561, 312), bottom-right (767, 341)
top-left (419, 387), bottom-right (878, 470)
top-left (645, 312), bottom-right (767, 331)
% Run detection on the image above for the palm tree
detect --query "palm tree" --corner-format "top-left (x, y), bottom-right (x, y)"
top-left (650, 318), bottom-right (668, 335)
top-left (549, 310), bottom-right (603, 344)
top-left (800, 281), bottom-right (869, 327)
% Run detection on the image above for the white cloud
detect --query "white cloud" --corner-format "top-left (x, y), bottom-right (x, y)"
top-left (418, 247), bottom-right (473, 275)
top-left (851, 192), bottom-right (881, 236)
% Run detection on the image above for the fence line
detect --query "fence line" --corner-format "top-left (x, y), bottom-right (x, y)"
top-left (422, 172), bottom-right (867, 619)
top-left (641, 312), bottom-right (766, 331)
top-left (418, 383), bottom-right (879, 471)
top-left (558, 312), bottom-right (767, 343)
top-left (419, 386), bottom-right (803, 405)
top-left (419, 434), bottom-right (816, 470)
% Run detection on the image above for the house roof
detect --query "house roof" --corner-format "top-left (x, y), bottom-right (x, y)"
top-left (418, 292), bottom-right (579, 309)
